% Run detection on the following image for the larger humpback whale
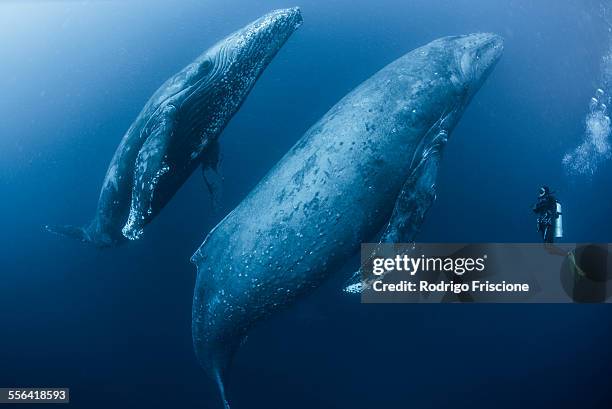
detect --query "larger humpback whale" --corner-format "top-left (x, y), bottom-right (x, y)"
top-left (191, 33), bottom-right (503, 407)
top-left (45, 8), bottom-right (303, 247)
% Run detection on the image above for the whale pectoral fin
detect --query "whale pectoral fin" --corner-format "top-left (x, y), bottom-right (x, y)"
top-left (122, 106), bottom-right (177, 241)
top-left (343, 137), bottom-right (445, 294)
top-left (201, 139), bottom-right (223, 210)
top-left (379, 148), bottom-right (442, 244)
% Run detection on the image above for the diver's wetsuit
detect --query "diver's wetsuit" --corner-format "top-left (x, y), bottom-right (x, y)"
top-left (533, 192), bottom-right (557, 243)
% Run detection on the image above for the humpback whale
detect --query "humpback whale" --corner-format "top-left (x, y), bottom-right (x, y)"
top-left (45, 8), bottom-right (303, 247)
top-left (191, 33), bottom-right (503, 407)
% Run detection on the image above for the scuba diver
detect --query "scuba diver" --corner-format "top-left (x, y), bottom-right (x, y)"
top-left (533, 186), bottom-right (561, 243)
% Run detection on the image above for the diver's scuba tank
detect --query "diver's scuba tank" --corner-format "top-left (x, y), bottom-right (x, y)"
top-left (554, 201), bottom-right (563, 238)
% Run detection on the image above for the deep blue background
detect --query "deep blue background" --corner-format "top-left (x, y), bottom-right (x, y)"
top-left (1, 1), bottom-right (611, 408)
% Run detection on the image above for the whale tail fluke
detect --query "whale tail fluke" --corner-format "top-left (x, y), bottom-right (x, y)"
top-left (44, 224), bottom-right (91, 244)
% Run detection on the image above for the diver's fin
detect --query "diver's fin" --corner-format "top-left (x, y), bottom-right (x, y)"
top-left (343, 130), bottom-right (448, 294)
top-left (201, 139), bottom-right (223, 210)
top-left (44, 224), bottom-right (91, 243)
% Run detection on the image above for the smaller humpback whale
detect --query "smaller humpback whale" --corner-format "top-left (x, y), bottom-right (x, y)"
top-left (45, 8), bottom-right (303, 247)
top-left (191, 33), bottom-right (503, 408)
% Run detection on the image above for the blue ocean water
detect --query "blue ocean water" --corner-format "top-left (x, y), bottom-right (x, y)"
top-left (1, 1), bottom-right (611, 408)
